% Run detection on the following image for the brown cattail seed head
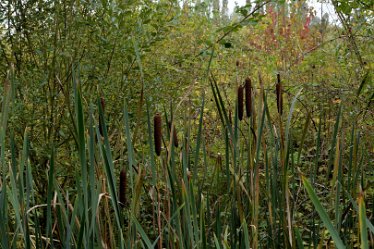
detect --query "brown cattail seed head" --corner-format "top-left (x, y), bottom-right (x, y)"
top-left (236, 60), bottom-right (240, 67)
top-left (244, 77), bottom-right (252, 117)
top-left (216, 153), bottom-right (222, 170)
top-left (276, 73), bottom-right (283, 115)
top-left (237, 85), bottom-right (244, 121)
top-left (229, 109), bottom-right (232, 125)
top-left (119, 168), bottom-right (127, 208)
top-left (168, 121), bottom-right (179, 148)
top-left (99, 117), bottom-right (104, 137)
top-left (100, 97), bottom-right (105, 111)
top-left (154, 113), bottom-right (162, 156)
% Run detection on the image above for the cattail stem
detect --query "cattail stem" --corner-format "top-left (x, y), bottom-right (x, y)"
top-left (276, 73), bottom-right (283, 115)
top-left (245, 77), bottom-right (252, 117)
top-left (237, 85), bottom-right (244, 121)
top-left (154, 113), bottom-right (162, 156)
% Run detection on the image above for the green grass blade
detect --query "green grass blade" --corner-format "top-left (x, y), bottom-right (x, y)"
top-left (97, 100), bottom-right (124, 249)
top-left (302, 176), bottom-right (345, 249)
top-left (242, 219), bottom-right (250, 249)
top-left (285, 88), bottom-right (303, 148)
top-left (146, 98), bottom-right (156, 186)
top-left (46, 147), bottom-right (56, 244)
top-left (295, 227), bottom-right (304, 249)
top-left (343, 186), bottom-right (374, 234)
top-left (131, 215), bottom-right (153, 249)
top-left (358, 193), bottom-right (369, 249)
top-left (74, 80), bottom-right (89, 247)
top-left (327, 104), bottom-right (342, 179)
top-left (123, 100), bottom-right (136, 191)
top-left (0, 184), bottom-right (9, 248)
top-left (88, 104), bottom-right (97, 245)
top-left (213, 233), bottom-right (221, 249)
top-left (193, 96), bottom-right (205, 181)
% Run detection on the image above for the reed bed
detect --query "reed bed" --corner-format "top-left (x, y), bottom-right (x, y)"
top-left (0, 69), bottom-right (372, 249)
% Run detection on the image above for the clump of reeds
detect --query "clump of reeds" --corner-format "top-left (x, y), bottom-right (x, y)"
top-left (168, 121), bottom-right (178, 148)
top-left (276, 73), bottom-right (283, 115)
top-left (237, 85), bottom-right (244, 121)
top-left (154, 113), bottom-right (162, 156)
top-left (244, 77), bottom-right (252, 117)
top-left (119, 168), bottom-right (127, 208)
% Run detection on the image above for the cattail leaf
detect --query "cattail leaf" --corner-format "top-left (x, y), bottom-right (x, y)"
top-left (119, 168), bottom-right (127, 208)
top-left (357, 71), bottom-right (369, 97)
top-left (285, 88), bottom-right (303, 148)
top-left (295, 227), bottom-right (304, 249)
top-left (302, 176), bottom-right (346, 249)
top-left (210, 75), bottom-right (233, 138)
top-left (193, 96), bottom-right (205, 181)
top-left (213, 234), bottom-right (221, 249)
top-left (343, 186), bottom-right (374, 234)
top-left (98, 100), bottom-right (125, 248)
top-left (327, 104), bottom-right (342, 179)
top-left (358, 193), bottom-right (369, 249)
top-left (242, 219), bottom-right (250, 249)
top-left (146, 98), bottom-right (157, 186)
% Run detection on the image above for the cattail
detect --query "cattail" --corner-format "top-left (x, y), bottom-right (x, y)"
top-left (100, 97), bottom-right (105, 111)
top-left (236, 60), bottom-right (240, 67)
top-left (216, 153), bottom-right (222, 170)
top-left (276, 73), bottom-right (283, 115)
top-left (244, 77), bottom-right (252, 117)
top-left (168, 121), bottom-right (179, 148)
top-left (119, 168), bottom-right (127, 208)
top-left (237, 85), bottom-right (244, 121)
top-left (99, 117), bottom-right (104, 136)
top-left (154, 113), bottom-right (162, 156)
top-left (229, 109), bottom-right (232, 125)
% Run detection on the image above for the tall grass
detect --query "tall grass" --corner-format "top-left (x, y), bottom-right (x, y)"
top-left (0, 69), bottom-right (372, 248)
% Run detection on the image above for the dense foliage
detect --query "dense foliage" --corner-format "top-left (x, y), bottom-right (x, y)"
top-left (0, 0), bottom-right (373, 248)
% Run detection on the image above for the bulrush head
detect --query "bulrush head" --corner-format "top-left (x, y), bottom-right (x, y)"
top-left (119, 168), bottom-right (127, 208)
top-left (276, 73), bottom-right (283, 115)
top-left (237, 85), bottom-right (244, 121)
top-left (168, 121), bottom-right (179, 148)
top-left (99, 117), bottom-right (104, 137)
top-left (216, 153), bottom-right (222, 170)
top-left (100, 97), bottom-right (105, 112)
top-left (154, 113), bottom-right (162, 156)
top-left (244, 77), bottom-right (252, 117)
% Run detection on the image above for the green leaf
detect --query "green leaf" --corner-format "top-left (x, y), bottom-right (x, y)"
top-left (338, 1), bottom-right (352, 15)
top-left (357, 71), bottom-right (370, 97)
